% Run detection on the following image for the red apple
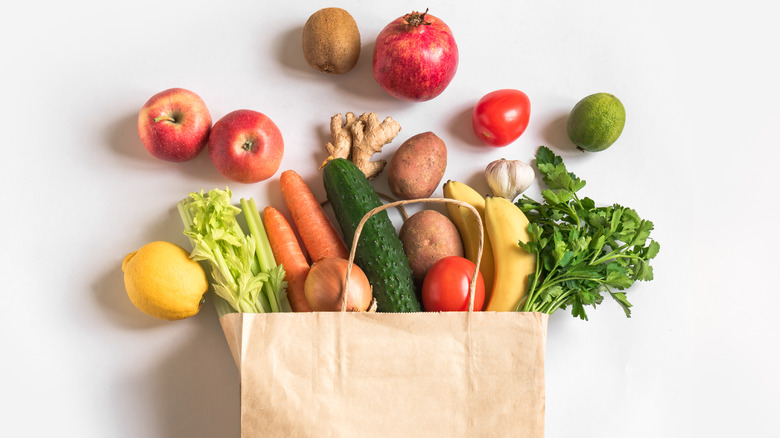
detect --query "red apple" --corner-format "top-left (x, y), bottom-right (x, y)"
top-left (137, 88), bottom-right (212, 162)
top-left (208, 110), bottom-right (284, 184)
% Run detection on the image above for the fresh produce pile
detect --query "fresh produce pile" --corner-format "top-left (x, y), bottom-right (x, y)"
top-left (122, 8), bottom-right (656, 322)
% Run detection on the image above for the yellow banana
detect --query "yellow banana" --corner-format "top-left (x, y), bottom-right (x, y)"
top-left (484, 196), bottom-right (536, 312)
top-left (442, 180), bottom-right (495, 301)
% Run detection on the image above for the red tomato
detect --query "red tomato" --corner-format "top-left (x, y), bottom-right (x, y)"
top-left (422, 256), bottom-right (485, 312)
top-left (472, 89), bottom-right (531, 147)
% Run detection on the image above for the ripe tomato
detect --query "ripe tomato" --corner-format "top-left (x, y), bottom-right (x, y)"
top-left (472, 89), bottom-right (531, 147)
top-left (422, 256), bottom-right (485, 312)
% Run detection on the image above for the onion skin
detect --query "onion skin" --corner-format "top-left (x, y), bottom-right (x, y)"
top-left (304, 258), bottom-right (373, 312)
top-left (372, 10), bottom-right (459, 102)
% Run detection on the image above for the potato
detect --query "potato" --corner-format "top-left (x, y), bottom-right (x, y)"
top-left (388, 131), bottom-right (447, 200)
top-left (399, 209), bottom-right (464, 284)
top-left (302, 8), bottom-right (361, 74)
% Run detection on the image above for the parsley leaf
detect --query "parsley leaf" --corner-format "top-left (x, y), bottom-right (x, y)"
top-left (517, 146), bottom-right (659, 319)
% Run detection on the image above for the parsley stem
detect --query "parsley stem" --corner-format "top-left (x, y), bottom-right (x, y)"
top-left (541, 291), bottom-right (573, 314)
top-left (549, 276), bottom-right (605, 287)
top-left (565, 205), bottom-right (580, 230)
top-left (519, 253), bottom-right (544, 311)
top-left (592, 248), bottom-right (640, 266)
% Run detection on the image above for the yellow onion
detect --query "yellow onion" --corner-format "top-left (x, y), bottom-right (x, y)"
top-left (304, 257), bottom-right (373, 311)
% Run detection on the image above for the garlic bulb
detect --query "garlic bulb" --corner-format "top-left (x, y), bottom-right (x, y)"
top-left (485, 158), bottom-right (535, 200)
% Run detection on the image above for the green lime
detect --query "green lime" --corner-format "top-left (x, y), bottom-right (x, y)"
top-left (566, 93), bottom-right (626, 152)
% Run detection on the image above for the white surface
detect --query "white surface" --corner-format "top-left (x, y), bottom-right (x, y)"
top-left (2, 1), bottom-right (777, 437)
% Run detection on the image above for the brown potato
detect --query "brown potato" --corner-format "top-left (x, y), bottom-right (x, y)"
top-left (399, 209), bottom-right (464, 284)
top-left (388, 131), bottom-right (447, 200)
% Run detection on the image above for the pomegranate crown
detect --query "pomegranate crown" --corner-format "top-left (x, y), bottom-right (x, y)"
top-left (403, 8), bottom-right (432, 26)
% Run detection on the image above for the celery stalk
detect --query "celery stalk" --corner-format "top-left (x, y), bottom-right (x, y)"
top-left (240, 198), bottom-right (287, 313)
top-left (177, 200), bottom-right (235, 319)
top-left (176, 188), bottom-right (288, 316)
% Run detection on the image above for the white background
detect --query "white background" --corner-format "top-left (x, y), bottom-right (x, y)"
top-left (2, 1), bottom-right (777, 437)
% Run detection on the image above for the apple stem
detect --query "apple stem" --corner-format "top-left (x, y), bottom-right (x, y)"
top-left (153, 115), bottom-right (177, 123)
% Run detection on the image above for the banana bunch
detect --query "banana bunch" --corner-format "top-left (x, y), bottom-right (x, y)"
top-left (483, 196), bottom-right (536, 311)
top-left (443, 181), bottom-right (536, 311)
top-left (442, 181), bottom-right (495, 301)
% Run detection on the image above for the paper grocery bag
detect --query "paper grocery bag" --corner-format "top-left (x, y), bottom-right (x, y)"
top-left (220, 311), bottom-right (548, 437)
top-left (220, 197), bottom-right (547, 437)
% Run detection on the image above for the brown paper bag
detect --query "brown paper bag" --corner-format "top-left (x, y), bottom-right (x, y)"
top-left (221, 311), bottom-right (547, 437)
top-left (220, 198), bottom-right (548, 437)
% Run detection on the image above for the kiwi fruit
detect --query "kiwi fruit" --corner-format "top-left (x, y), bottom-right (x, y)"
top-left (302, 8), bottom-right (360, 74)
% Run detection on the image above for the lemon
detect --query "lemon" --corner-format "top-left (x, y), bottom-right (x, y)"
top-left (122, 241), bottom-right (208, 320)
top-left (566, 93), bottom-right (626, 152)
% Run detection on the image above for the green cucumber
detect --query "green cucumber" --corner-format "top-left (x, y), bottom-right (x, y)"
top-left (322, 158), bottom-right (421, 312)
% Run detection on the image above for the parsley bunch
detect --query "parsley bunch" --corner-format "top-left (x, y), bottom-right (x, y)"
top-left (517, 146), bottom-right (659, 320)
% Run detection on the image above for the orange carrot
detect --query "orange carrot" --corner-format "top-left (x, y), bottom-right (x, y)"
top-left (263, 206), bottom-right (312, 312)
top-left (280, 169), bottom-right (349, 262)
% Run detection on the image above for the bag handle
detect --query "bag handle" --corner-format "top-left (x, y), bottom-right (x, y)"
top-left (342, 197), bottom-right (484, 312)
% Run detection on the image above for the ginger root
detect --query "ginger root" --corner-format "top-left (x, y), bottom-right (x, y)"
top-left (321, 112), bottom-right (401, 179)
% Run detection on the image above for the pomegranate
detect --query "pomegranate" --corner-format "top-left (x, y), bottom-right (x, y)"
top-left (372, 9), bottom-right (459, 102)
